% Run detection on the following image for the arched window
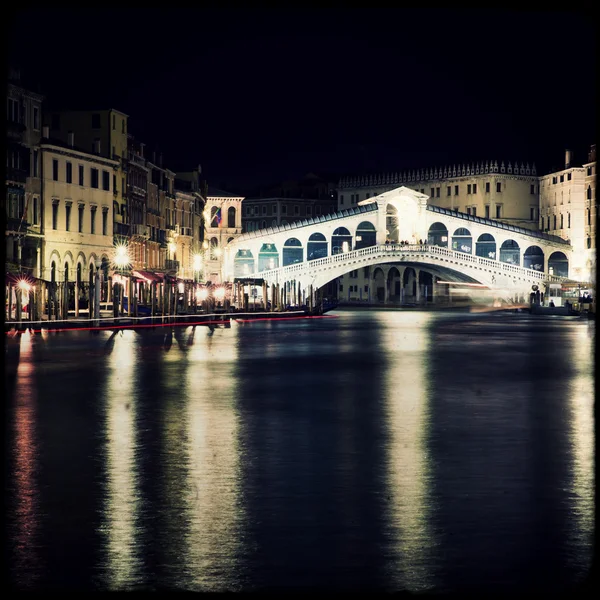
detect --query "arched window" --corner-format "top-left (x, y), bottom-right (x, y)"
top-left (228, 206), bottom-right (236, 228)
top-left (258, 243), bottom-right (279, 271)
top-left (209, 237), bottom-right (219, 259)
top-left (588, 208), bottom-right (591, 226)
top-left (560, 214), bottom-right (564, 229)
top-left (355, 221), bottom-right (377, 249)
top-left (272, 219), bottom-right (277, 227)
top-left (261, 220), bottom-right (266, 229)
top-left (499, 239), bottom-right (520, 265)
top-left (587, 186), bottom-right (592, 200)
top-left (451, 227), bottom-right (472, 254)
top-left (307, 232), bottom-right (327, 260)
top-left (64, 262), bottom-right (69, 282)
top-left (51, 261), bottom-right (56, 284)
top-left (523, 246), bottom-right (544, 271)
top-left (553, 214), bottom-right (557, 230)
top-left (428, 222), bottom-right (449, 247)
top-left (475, 233), bottom-right (496, 259)
top-left (548, 251), bottom-right (568, 277)
top-left (233, 249), bottom-right (255, 277)
top-left (331, 227), bottom-right (352, 254)
top-left (283, 237), bottom-right (303, 266)
top-left (210, 206), bottom-right (220, 227)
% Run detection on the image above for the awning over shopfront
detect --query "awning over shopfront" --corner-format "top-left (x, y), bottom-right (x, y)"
top-left (132, 270), bottom-right (165, 283)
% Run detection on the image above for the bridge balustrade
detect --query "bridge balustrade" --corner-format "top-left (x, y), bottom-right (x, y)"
top-left (248, 243), bottom-right (570, 286)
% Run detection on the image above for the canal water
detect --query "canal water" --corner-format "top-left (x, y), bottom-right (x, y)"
top-left (4, 310), bottom-right (595, 593)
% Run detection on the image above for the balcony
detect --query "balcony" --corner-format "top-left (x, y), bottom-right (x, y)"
top-left (165, 259), bottom-right (179, 273)
top-left (113, 222), bottom-right (130, 237)
top-left (131, 224), bottom-right (150, 239)
top-left (6, 168), bottom-right (28, 184)
top-left (180, 226), bottom-right (193, 237)
top-left (7, 120), bottom-right (26, 142)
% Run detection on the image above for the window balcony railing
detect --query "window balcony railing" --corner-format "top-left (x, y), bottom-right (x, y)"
top-left (113, 222), bottom-right (130, 237)
top-left (131, 224), bottom-right (150, 239)
top-left (165, 259), bottom-right (179, 273)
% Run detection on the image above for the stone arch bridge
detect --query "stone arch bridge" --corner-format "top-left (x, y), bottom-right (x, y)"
top-left (223, 187), bottom-right (573, 305)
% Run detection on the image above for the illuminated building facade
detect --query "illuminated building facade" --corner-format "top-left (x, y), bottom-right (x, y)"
top-left (44, 107), bottom-right (130, 242)
top-left (6, 69), bottom-right (44, 278)
top-left (40, 137), bottom-right (117, 287)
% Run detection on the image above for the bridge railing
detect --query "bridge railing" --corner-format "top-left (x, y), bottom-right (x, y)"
top-left (249, 243), bottom-right (570, 285)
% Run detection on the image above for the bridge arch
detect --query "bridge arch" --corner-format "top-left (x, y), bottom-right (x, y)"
top-left (283, 237), bottom-right (303, 266)
top-left (452, 227), bottom-right (473, 254)
top-left (234, 249), bottom-right (255, 277)
top-left (307, 232), bottom-right (328, 261)
top-left (387, 266), bottom-right (402, 301)
top-left (428, 222), bottom-right (448, 247)
top-left (523, 245), bottom-right (544, 271)
top-left (258, 243), bottom-right (279, 272)
top-left (548, 251), bottom-right (569, 277)
top-left (373, 267), bottom-right (386, 301)
top-left (355, 221), bottom-right (376, 249)
top-left (499, 239), bottom-right (520, 265)
top-left (475, 233), bottom-right (496, 259)
top-left (332, 227), bottom-right (352, 255)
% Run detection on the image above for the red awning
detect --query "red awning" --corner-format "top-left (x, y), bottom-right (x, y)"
top-left (132, 270), bottom-right (164, 283)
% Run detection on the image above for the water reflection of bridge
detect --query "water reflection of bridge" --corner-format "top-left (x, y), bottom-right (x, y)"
top-left (225, 187), bottom-right (573, 305)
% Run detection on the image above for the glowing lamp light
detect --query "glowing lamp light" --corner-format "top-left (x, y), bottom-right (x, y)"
top-left (193, 254), bottom-right (203, 271)
top-left (17, 279), bottom-right (31, 292)
top-left (214, 287), bottom-right (225, 301)
top-left (202, 240), bottom-right (209, 250)
top-left (178, 282), bottom-right (185, 293)
top-left (214, 247), bottom-right (222, 257)
top-left (441, 236), bottom-right (448, 242)
top-left (113, 243), bottom-right (131, 269)
top-left (342, 241), bottom-right (349, 253)
top-left (168, 242), bottom-right (177, 254)
top-left (197, 288), bottom-right (209, 301)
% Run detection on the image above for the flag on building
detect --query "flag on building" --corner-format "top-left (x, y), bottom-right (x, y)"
top-left (215, 207), bottom-right (222, 227)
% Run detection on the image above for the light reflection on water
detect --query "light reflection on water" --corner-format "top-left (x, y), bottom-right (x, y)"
top-left (4, 312), bottom-right (595, 592)
top-left (99, 330), bottom-right (142, 589)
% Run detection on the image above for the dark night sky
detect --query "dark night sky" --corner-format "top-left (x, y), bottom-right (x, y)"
top-left (7, 7), bottom-right (597, 189)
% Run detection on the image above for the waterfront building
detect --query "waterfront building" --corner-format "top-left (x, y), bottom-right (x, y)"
top-left (336, 160), bottom-right (540, 303)
top-left (127, 135), bottom-right (150, 271)
top-left (583, 145), bottom-right (597, 285)
top-left (203, 187), bottom-right (244, 284)
top-left (242, 196), bottom-right (338, 233)
top-left (338, 160), bottom-right (540, 229)
top-left (40, 133), bottom-right (117, 293)
top-left (539, 147), bottom-right (596, 283)
top-left (173, 188), bottom-right (196, 280)
top-left (44, 107), bottom-right (130, 241)
top-left (6, 68), bottom-right (44, 278)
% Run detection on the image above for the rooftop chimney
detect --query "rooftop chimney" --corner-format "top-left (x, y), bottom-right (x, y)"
top-left (565, 149), bottom-right (573, 169)
top-left (68, 131), bottom-right (74, 147)
top-left (589, 144), bottom-right (597, 163)
top-left (42, 125), bottom-right (49, 139)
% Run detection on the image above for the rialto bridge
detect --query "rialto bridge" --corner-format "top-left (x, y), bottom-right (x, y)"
top-left (223, 187), bottom-right (573, 305)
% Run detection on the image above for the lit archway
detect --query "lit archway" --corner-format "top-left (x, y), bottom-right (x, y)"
top-left (452, 227), bottom-right (472, 254)
top-left (548, 251), bottom-right (569, 277)
top-left (475, 233), bottom-right (496, 259)
top-left (283, 238), bottom-right (303, 266)
top-left (234, 249), bottom-right (255, 277)
top-left (258, 243), bottom-right (279, 272)
top-left (523, 246), bottom-right (544, 271)
top-left (427, 222), bottom-right (448, 247)
top-left (331, 227), bottom-right (352, 254)
top-left (499, 239), bottom-right (520, 265)
top-left (355, 221), bottom-right (376, 249)
top-left (307, 232), bottom-right (327, 261)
